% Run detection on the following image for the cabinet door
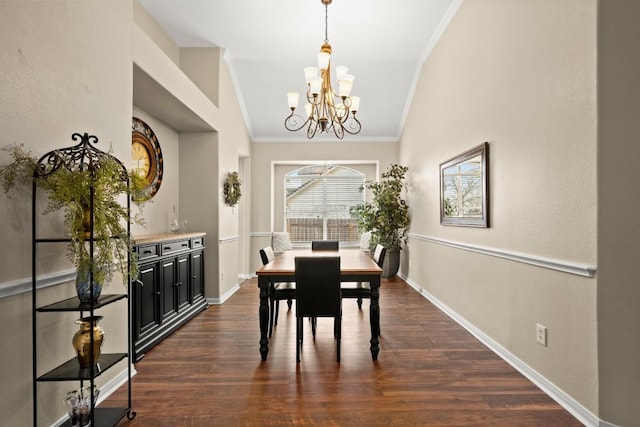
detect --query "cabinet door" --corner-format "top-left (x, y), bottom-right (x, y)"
top-left (176, 254), bottom-right (190, 310)
top-left (160, 258), bottom-right (178, 320)
top-left (191, 250), bottom-right (204, 301)
top-left (134, 261), bottom-right (161, 343)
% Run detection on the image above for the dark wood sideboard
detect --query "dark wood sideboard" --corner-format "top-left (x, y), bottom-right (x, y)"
top-left (132, 232), bottom-right (208, 362)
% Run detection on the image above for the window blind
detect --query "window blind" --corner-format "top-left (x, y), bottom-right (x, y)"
top-left (285, 165), bottom-right (365, 244)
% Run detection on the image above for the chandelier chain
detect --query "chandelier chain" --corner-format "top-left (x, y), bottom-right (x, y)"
top-left (324, 3), bottom-right (329, 44)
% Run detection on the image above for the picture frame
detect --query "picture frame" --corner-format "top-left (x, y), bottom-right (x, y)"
top-left (440, 142), bottom-right (489, 227)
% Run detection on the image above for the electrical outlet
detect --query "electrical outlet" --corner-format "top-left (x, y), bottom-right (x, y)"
top-left (536, 323), bottom-right (547, 346)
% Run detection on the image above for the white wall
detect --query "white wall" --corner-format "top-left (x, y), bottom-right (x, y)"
top-left (400, 0), bottom-right (599, 422)
top-left (0, 1), bottom-right (133, 425)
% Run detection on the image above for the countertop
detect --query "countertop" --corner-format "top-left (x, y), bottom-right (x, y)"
top-left (133, 232), bottom-right (206, 245)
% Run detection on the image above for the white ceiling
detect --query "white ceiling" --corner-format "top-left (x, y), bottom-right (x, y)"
top-left (138, 0), bottom-right (459, 142)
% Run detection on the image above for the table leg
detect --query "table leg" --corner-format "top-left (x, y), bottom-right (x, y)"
top-left (369, 275), bottom-right (381, 360)
top-left (258, 275), bottom-right (270, 361)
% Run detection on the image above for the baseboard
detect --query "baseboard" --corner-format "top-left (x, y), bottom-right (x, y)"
top-left (399, 273), bottom-right (603, 427)
top-left (207, 282), bottom-right (240, 305)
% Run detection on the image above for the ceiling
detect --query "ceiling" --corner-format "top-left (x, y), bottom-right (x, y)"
top-left (138, 0), bottom-right (459, 143)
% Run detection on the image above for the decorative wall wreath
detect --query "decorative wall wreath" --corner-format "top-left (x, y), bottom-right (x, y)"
top-left (223, 171), bottom-right (242, 207)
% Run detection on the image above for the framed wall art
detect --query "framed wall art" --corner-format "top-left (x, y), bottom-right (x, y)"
top-left (440, 142), bottom-right (489, 227)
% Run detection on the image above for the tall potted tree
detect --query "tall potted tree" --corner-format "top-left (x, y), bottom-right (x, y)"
top-left (351, 164), bottom-right (410, 278)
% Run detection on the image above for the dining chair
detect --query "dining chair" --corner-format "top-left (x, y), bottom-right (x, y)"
top-left (295, 256), bottom-right (342, 363)
top-left (341, 244), bottom-right (386, 309)
top-left (259, 246), bottom-right (295, 338)
top-left (311, 240), bottom-right (339, 250)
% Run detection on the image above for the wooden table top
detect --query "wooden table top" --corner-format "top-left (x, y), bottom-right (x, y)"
top-left (256, 248), bottom-right (382, 276)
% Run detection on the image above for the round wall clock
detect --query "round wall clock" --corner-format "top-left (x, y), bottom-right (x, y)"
top-left (131, 117), bottom-right (163, 201)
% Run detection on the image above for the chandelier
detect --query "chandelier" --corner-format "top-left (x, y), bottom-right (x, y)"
top-left (284, 0), bottom-right (362, 139)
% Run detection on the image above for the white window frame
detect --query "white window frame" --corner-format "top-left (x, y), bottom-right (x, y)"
top-left (270, 160), bottom-right (379, 247)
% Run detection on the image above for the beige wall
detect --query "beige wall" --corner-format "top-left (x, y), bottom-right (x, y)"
top-left (0, 1), bottom-right (133, 425)
top-left (133, 0), bottom-right (179, 65)
top-left (131, 106), bottom-right (181, 234)
top-left (217, 51), bottom-right (251, 295)
top-left (134, 15), bottom-right (249, 300)
top-left (597, 1), bottom-right (640, 425)
top-left (400, 0), bottom-right (599, 421)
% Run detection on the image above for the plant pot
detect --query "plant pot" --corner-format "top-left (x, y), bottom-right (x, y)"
top-left (75, 272), bottom-right (102, 303)
top-left (381, 247), bottom-right (401, 279)
top-left (72, 316), bottom-right (105, 368)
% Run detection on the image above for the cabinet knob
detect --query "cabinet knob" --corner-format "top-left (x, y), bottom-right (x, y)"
top-left (192, 275), bottom-right (197, 280)
top-left (154, 291), bottom-right (160, 296)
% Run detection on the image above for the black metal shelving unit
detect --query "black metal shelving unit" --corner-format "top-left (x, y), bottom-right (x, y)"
top-left (31, 133), bottom-right (135, 426)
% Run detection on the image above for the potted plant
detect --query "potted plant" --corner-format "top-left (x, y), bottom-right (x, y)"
top-left (0, 133), bottom-right (148, 302)
top-left (351, 164), bottom-right (410, 278)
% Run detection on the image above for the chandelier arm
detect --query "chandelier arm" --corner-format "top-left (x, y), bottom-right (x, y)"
top-left (306, 89), bottom-right (318, 104)
top-left (332, 120), bottom-right (345, 139)
top-left (307, 118), bottom-right (319, 139)
top-left (284, 111), bottom-right (311, 132)
top-left (341, 116), bottom-right (362, 135)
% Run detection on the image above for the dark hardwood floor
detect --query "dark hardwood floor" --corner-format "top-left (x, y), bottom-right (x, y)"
top-left (106, 277), bottom-right (582, 426)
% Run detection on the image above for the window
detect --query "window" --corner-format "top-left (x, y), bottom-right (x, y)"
top-left (285, 165), bottom-right (365, 244)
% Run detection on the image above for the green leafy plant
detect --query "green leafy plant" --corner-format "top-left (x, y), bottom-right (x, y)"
top-left (0, 140), bottom-right (148, 288)
top-left (351, 164), bottom-right (410, 250)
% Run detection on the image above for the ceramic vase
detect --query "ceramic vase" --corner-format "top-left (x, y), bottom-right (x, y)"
top-left (72, 316), bottom-right (105, 368)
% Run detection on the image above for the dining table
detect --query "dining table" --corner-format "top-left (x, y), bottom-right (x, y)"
top-left (255, 248), bottom-right (383, 361)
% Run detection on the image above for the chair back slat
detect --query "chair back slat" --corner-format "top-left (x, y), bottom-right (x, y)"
top-left (295, 256), bottom-right (341, 317)
top-left (259, 246), bottom-right (275, 265)
top-left (373, 244), bottom-right (386, 268)
top-left (311, 240), bottom-right (339, 251)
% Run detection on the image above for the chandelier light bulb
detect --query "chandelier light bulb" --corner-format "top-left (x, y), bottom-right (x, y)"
top-left (350, 96), bottom-right (360, 113)
top-left (317, 51), bottom-right (331, 71)
top-left (309, 76), bottom-right (322, 96)
top-left (338, 74), bottom-right (354, 97)
top-left (335, 65), bottom-right (348, 81)
top-left (304, 67), bottom-right (319, 83)
top-left (287, 92), bottom-right (300, 109)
